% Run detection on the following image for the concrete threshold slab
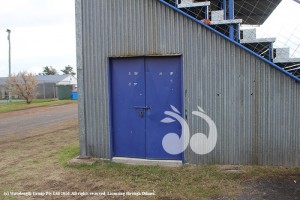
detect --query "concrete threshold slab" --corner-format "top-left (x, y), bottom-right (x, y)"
top-left (69, 156), bottom-right (98, 166)
top-left (112, 157), bottom-right (182, 167)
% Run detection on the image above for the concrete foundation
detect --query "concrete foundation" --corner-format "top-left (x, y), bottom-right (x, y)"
top-left (112, 157), bottom-right (183, 167)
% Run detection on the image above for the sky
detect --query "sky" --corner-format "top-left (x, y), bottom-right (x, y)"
top-left (257, 0), bottom-right (300, 58)
top-left (0, 0), bottom-right (76, 77)
top-left (0, 0), bottom-right (299, 77)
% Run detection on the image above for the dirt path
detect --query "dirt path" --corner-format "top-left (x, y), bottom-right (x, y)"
top-left (0, 103), bottom-right (78, 139)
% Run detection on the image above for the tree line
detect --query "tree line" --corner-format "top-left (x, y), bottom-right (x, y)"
top-left (40, 65), bottom-right (76, 76)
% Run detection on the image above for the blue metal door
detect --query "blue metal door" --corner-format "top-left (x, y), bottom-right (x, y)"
top-left (145, 57), bottom-right (182, 160)
top-left (111, 56), bottom-right (182, 160)
top-left (111, 57), bottom-right (146, 158)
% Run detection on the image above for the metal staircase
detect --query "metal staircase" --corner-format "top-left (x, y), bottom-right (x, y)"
top-left (240, 28), bottom-right (275, 61)
top-left (162, 0), bottom-right (300, 77)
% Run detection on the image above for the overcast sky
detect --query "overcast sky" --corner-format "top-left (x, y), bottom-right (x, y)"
top-left (0, 0), bottom-right (299, 77)
top-left (0, 0), bottom-right (75, 77)
top-left (257, 0), bottom-right (300, 58)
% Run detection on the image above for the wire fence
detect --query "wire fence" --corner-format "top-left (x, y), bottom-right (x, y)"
top-left (0, 83), bottom-right (58, 100)
top-left (163, 0), bottom-right (300, 77)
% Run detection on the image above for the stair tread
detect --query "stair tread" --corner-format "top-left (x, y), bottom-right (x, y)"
top-left (274, 58), bottom-right (300, 63)
top-left (178, 1), bottom-right (210, 8)
top-left (210, 19), bottom-right (242, 25)
top-left (240, 38), bottom-right (276, 44)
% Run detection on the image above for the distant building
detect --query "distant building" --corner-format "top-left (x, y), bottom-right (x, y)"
top-left (0, 75), bottom-right (77, 100)
top-left (36, 75), bottom-right (77, 99)
top-left (0, 78), bottom-right (7, 99)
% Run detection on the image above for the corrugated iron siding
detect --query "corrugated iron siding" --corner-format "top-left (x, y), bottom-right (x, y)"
top-left (76, 0), bottom-right (300, 166)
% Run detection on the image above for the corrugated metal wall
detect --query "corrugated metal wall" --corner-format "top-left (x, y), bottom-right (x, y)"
top-left (76, 0), bottom-right (300, 166)
top-left (36, 83), bottom-right (57, 99)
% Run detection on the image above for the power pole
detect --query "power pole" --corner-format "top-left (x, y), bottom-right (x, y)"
top-left (7, 29), bottom-right (12, 103)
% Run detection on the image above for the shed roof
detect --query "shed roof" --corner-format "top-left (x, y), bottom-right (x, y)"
top-left (36, 75), bottom-right (75, 84)
top-left (0, 75), bottom-right (77, 86)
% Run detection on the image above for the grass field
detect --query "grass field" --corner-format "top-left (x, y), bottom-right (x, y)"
top-left (0, 99), bottom-right (76, 113)
top-left (0, 126), bottom-right (299, 200)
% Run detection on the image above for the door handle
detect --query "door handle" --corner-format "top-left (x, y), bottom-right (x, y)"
top-left (133, 106), bottom-right (151, 110)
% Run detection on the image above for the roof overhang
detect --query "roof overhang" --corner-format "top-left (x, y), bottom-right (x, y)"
top-left (207, 0), bottom-right (282, 25)
top-left (235, 0), bottom-right (282, 25)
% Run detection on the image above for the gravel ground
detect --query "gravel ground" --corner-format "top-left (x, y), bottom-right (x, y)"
top-left (0, 103), bottom-right (78, 137)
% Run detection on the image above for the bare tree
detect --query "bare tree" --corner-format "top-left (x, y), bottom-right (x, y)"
top-left (6, 71), bottom-right (38, 104)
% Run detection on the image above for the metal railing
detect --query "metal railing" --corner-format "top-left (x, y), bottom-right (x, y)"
top-left (163, 0), bottom-right (300, 77)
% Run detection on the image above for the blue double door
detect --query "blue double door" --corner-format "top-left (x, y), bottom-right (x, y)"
top-left (110, 56), bottom-right (182, 160)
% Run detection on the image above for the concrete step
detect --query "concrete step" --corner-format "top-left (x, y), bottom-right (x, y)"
top-left (112, 157), bottom-right (182, 167)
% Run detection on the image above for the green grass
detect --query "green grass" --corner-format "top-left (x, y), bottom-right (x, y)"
top-left (58, 144), bottom-right (300, 199)
top-left (58, 145), bottom-right (244, 199)
top-left (0, 99), bottom-right (76, 113)
top-left (59, 143), bottom-right (81, 166)
top-left (1, 127), bottom-right (299, 200)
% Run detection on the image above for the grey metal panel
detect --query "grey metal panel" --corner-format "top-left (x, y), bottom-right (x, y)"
top-left (77, 0), bottom-right (300, 166)
top-left (36, 83), bottom-right (57, 99)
